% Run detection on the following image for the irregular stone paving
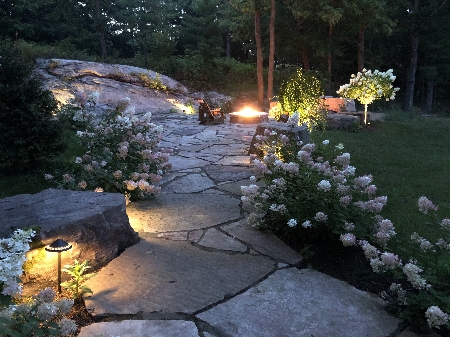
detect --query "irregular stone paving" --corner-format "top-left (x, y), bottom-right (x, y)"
top-left (82, 112), bottom-right (404, 336)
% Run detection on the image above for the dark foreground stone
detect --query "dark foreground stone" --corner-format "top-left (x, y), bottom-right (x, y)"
top-left (0, 189), bottom-right (139, 283)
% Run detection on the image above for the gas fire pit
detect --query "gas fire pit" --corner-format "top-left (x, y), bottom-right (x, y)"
top-left (229, 107), bottom-right (269, 124)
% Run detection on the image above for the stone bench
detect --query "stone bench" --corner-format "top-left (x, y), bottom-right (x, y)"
top-left (0, 189), bottom-right (139, 285)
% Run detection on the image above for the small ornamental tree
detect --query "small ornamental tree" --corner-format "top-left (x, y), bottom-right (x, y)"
top-left (337, 69), bottom-right (400, 124)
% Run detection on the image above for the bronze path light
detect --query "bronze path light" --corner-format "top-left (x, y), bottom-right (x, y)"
top-left (45, 239), bottom-right (72, 293)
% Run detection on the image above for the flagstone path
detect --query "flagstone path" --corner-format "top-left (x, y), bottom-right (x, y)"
top-left (79, 112), bottom-right (408, 337)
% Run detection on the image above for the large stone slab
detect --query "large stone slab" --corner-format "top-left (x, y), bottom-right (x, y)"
top-left (198, 228), bottom-right (247, 252)
top-left (126, 194), bottom-right (241, 232)
top-left (0, 189), bottom-right (138, 283)
top-left (78, 320), bottom-right (199, 337)
top-left (327, 112), bottom-right (360, 130)
top-left (214, 156), bottom-right (251, 166)
top-left (216, 179), bottom-right (262, 196)
top-left (203, 165), bottom-right (254, 183)
top-left (199, 145), bottom-right (248, 156)
top-left (84, 237), bottom-right (275, 315)
top-left (163, 174), bottom-right (215, 193)
top-left (198, 268), bottom-right (401, 337)
top-left (169, 155), bottom-right (211, 171)
top-left (222, 220), bottom-right (302, 265)
top-left (171, 128), bottom-right (204, 136)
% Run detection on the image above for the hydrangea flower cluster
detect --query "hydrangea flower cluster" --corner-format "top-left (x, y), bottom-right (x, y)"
top-left (50, 92), bottom-right (171, 201)
top-left (0, 228), bottom-right (35, 298)
top-left (417, 196), bottom-right (438, 214)
top-left (425, 306), bottom-right (449, 329)
top-left (1, 287), bottom-right (76, 336)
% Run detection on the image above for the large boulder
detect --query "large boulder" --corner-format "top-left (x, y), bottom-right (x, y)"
top-left (33, 59), bottom-right (231, 114)
top-left (0, 189), bottom-right (139, 284)
top-left (327, 112), bottom-right (360, 130)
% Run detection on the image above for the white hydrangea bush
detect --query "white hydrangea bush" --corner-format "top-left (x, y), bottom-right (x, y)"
top-left (49, 92), bottom-right (171, 201)
top-left (242, 130), bottom-right (450, 331)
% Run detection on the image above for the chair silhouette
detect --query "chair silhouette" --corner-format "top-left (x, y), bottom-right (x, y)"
top-left (198, 99), bottom-right (224, 125)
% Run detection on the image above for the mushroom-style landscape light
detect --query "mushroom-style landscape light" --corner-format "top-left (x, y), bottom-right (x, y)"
top-left (45, 239), bottom-right (72, 293)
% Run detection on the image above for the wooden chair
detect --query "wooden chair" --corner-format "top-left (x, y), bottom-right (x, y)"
top-left (198, 99), bottom-right (225, 125)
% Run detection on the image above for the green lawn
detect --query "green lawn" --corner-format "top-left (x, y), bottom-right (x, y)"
top-left (312, 110), bottom-right (450, 255)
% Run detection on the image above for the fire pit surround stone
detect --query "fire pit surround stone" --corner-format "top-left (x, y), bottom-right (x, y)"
top-left (248, 121), bottom-right (310, 156)
top-left (229, 107), bottom-right (269, 124)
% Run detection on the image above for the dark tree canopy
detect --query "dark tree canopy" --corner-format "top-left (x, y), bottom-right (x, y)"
top-left (1, 0), bottom-right (449, 111)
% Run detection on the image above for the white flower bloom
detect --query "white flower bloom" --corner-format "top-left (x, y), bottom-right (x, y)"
top-left (403, 263), bottom-right (429, 289)
top-left (425, 306), bottom-right (449, 329)
top-left (322, 140), bottom-right (329, 145)
top-left (340, 233), bottom-right (356, 246)
top-left (317, 180), bottom-right (331, 192)
top-left (314, 212), bottom-right (328, 222)
top-left (302, 220), bottom-right (312, 228)
top-left (287, 219), bottom-right (297, 228)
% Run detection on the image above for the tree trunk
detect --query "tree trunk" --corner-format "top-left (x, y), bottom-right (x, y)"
top-left (403, 0), bottom-right (420, 112)
top-left (301, 48), bottom-right (310, 70)
top-left (95, 0), bottom-right (107, 58)
top-left (255, 8), bottom-right (264, 109)
top-left (426, 79), bottom-right (434, 113)
top-left (357, 26), bottom-right (365, 72)
top-left (403, 30), bottom-right (420, 112)
top-left (267, 0), bottom-right (276, 107)
top-left (327, 24), bottom-right (333, 75)
top-left (226, 29), bottom-right (231, 58)
top-left (364, 104), bottom-right (368, 125)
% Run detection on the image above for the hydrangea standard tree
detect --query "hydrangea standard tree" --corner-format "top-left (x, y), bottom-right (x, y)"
top-left (337, 69), bottom-right (400, 124)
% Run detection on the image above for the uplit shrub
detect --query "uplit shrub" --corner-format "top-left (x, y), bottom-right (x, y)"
top-left (0, 39), bottom-right (65, 172)
top-left (278, 69), bottom-right (327, 130)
